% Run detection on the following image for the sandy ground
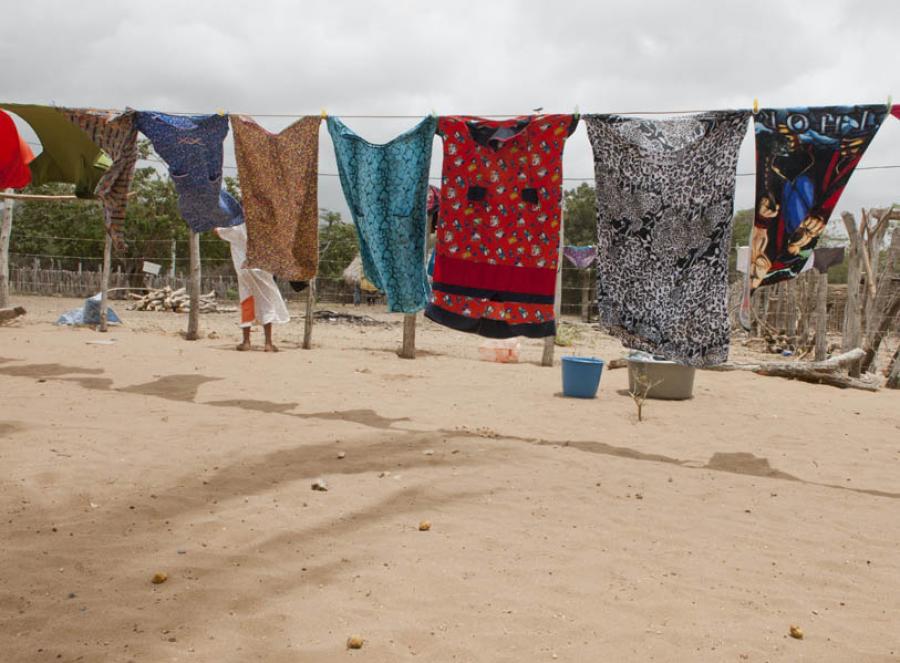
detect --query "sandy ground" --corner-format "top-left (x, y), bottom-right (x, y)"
top-left (1, 295), bottom-right (899, 663)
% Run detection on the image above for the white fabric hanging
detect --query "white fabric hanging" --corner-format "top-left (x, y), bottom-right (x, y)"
top-left (216, 224), bottom-right (290, 328)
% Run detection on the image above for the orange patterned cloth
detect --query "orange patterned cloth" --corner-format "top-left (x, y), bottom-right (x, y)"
top-left (231, 115), bottom-right (321, 279)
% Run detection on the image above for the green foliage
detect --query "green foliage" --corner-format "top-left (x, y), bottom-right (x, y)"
top-left (728, 208), bottom-right (754, 282)
top-left (562, 183), bottom-right (597, 245)
top-left (318, 210), bottom-right (359, 279)
top-left (10, 162), bottom-right (231, 278)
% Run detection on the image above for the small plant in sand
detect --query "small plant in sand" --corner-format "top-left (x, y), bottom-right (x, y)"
top-left (554, 322), bottom-right (579, 347)
top-left (629, 372), bottom-right (662, 422)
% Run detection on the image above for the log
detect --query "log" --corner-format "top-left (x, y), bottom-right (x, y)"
top-left (399, 313), bottom-right (416, 359)
top-left (0, 194), bottom-right (12, 308)
top-left (706, 348), bottom-right (879, 391)
top-left (0, 305), bottom-right (26, 323)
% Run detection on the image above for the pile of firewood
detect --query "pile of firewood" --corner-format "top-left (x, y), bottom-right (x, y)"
top-left (127, 286), bottom-right (234, 313)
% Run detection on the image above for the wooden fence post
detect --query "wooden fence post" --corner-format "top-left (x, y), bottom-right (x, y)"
top-left (542, 215), bottom-right (565, 367)
top-left (0, 193), bottom-right (13, 309)
top-left (185, 231), bottom-right (201, 340)
top-left (98, 232), bottom-right (112, 332)
top-left (399, 313), bottom-right (416, 359)
top-left (302, 277), bottom-right (316, 349)
top-left (814, 271), bottom-right (828, 361)
top-left (580, 269), bottom-right (591, 322)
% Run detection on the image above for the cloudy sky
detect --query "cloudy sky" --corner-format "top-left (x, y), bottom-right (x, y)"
top-left (4, 0), bottom-right (900, 235)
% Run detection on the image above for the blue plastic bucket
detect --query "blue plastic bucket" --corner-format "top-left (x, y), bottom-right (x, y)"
top-left (561, 356), bottom-right (605, 398)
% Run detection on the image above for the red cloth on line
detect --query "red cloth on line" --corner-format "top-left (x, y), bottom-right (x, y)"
top-left (0, 110), bottom-right (35, 189)
top-left (426, 114), bottom-right (576, 338)
top-left (892, 104), bottom-right (900, 121)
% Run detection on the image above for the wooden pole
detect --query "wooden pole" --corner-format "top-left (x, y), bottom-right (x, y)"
top-left (580, 269), bottom-right (591, 322)
top-left (542, 214), bottom-right (565, 367)
top-left (886, 346), bottom-right (900, 389)
top-left (185, 231), bottom-right (201, 340)
top-left (814, 271), bottom-right (828, 361)
top-left (399, 313), bottom-right (416, 359)
top-left (0, 193), bottom-right (13, 309)
top-left (302, 277), bottom-right (316, 349)
top-left (98, 232), bottom-right (112, 332)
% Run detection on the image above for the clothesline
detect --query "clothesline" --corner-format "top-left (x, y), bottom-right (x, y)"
top-left (21, 141), bottom-right (900, 185)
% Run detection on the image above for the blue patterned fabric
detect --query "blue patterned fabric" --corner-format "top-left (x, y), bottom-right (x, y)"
top-left (135, 111), bottom-right (243, 233)
top-left (327, 115), bottom-right (436, 313)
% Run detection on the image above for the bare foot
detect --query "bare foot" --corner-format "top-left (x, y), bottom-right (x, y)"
top-left (264, 343), bottom-right (279, 353)
top-left (236, 342), bottom-right (251, 351)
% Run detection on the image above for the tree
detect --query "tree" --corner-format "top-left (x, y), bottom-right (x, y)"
top-left (317, 210), bottom-right (358, 279)
top-left (562, 183), bottom-right (597, 245)
top-left (10, 140), bottom-right (232, 280)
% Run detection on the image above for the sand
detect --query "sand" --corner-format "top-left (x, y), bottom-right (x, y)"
top-left (1, 295), bottom-right (898, 662)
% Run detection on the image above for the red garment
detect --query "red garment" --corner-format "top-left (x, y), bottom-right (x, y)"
top-left (426, 114), bottom-right (576, 338)
top-left (0, 110), bottom-right (35, 189)
top-left (892, 104), bottom-right (900, 121)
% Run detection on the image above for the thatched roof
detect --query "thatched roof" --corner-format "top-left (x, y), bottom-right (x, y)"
top-left (342, 254), bottom-right (363, 286)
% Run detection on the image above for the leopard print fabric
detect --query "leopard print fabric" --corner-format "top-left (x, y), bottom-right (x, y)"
top-left (584, 111), bottom-right (749, 367)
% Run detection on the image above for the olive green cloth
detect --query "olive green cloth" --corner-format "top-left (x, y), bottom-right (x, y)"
top-left (0, 103), bottom-right (111, 198)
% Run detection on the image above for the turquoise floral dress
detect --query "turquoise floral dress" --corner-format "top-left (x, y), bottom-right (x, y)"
top-left (328, 115), bottom-right (436, 313)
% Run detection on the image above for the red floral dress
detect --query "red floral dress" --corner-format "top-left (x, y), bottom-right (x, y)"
top-left (426, 115), bottom-right (577, 338)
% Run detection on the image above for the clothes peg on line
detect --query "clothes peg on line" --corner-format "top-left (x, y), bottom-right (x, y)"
top-left (887, 95), bottom-right (893, 112)
top-left (752, 98), bottom-right (759, 114)
top-left (320, 108), bottom-right (328, 119)
top-left (216, 108), bottom-right (225, 117)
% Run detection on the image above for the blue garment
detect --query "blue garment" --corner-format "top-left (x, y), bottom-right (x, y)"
top-left (328, 115), bottom-right (436, 313)
top-left (782, 175), bottom-right (814, 234)
top-left (135, 112), bottom-right (243, 232)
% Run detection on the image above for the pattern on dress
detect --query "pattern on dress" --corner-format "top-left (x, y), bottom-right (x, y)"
top-left (585, 111), bottom-right (749, 367)
top-left (63, 108), bottom-right (139, 253)
top-left (327, 115), bottom-right (436, 313)
top-left (426, 114), bottom-right (577, 338)
top-left (231, 115), bottom-right (320, 280)
top-left (749, 105), bottom-right (885, 290)
top-left (135, 112), bottom-right (243, 233)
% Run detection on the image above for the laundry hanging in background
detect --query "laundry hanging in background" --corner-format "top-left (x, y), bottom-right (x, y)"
top-left (812, 246), bottom-right (845, 274)
top-left (426, 114), bottom-right (578, 338)
top-left (0, 109), bottom-right (35, 189)
top-left (2, 104), bottom-right (139, 251)
top-left (585, 111), bottom-right (749, 367)
top-left (135, 111), bottom-right (243, 233)
top-left (216, 223), bottom-right (290, 328)
top-left (563, 245), bottom-right (597, 269)
top-left (327, 115), bottom-right (436, 313)
top-left (0, 103), bottom-right (112, 199)
top-left (59, 108), bottom-right (139, 252)
top-left (749, 105), bottom-right (886, 291)
top-left (892, 104), bottom-right (900, 121)
top-left (231, 115), bottom-right (320, 280)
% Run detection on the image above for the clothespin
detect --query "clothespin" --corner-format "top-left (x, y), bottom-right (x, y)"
top-left (320, 108), bottom-right (328, 119)
top-left (430, 108), bottom-right (437, 119)
top-left (887, 94), bottom-right (893, 112)
top-left (574, 104), bottom-right (580, 119)
top-left (752, 98), bottom-right (759, 114)
top-left (216, 108), bottom-right (225, 117)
